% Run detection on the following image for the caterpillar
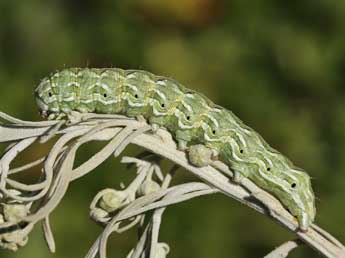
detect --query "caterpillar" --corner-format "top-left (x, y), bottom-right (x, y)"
top-left (34, 68), bottom-right (315, 230)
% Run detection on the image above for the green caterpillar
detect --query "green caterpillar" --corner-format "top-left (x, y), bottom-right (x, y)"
top-left (34, 68), bottom-right (316, 230)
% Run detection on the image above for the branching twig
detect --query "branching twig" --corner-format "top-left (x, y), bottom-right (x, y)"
top-left (0, 111), bottom-right (344, 258)
top-left (264, 239), bottom-right (302, 258)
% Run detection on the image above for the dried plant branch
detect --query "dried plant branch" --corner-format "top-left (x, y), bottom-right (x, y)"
top-left (263, 239), bottom-right (302, 258)
top-left (0, 111), bottom-right (344, 258)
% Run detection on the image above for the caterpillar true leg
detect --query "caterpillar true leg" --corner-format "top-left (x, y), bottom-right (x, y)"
top-left (177, 140), bottom-right (188, 151)
top-left (150, 123), bottom-right (159, 133)
top-left (232, 171), bottom-right (244, 184)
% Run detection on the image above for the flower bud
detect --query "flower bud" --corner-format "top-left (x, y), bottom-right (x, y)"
top-left (99, 190), bottom-right (127, 213)
top-left (0, 232), bottom-right (28, 251)
top-left (188, 144), bottom-right (213, 167)
top-left (152, 243), bottom-right (170, 258)
top-left (90, 207), bottom-right (109, 222)
top-left (137, 180), bottom-right (160, 196)
top-left (3, 204), bottom-right (28, 223)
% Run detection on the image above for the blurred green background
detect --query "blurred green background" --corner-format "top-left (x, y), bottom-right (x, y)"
top-left (1, 0), bottom-right (345, 257)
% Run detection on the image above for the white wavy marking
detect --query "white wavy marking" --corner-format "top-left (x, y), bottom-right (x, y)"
top-left (125, 83), bottom-right (139, 92)
top-left (153, 89), bottom-right (167, 101)
top-left (80, 99), bottom-right (93, 104)
top-left (181, 101), bottom-right (192, 112)
top-left (122, 94), bottom-right (145, 107)
top-left (185, 93), bottom-right (195, 99)
top-left (152, 106), bottom-right (168, 116)
top-left (156, 80), bottom-right (166, 86)
top-left (206, 113), bottom-right (219, 128)
top-left (62, 96), bottom-right (75, 102)
top-left (177, 119), bottom-right (193, 129)
top-left (67, 82), bottom-right (80, 87)
top-left (46, 95), bottom-right (58, 104)
top-left (126, 73), bottom-right (137, 79)
top-left (40, 86), bottom-right (53, 94)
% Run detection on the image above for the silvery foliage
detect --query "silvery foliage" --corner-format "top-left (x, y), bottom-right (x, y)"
top-left (0, 111), bottom-right (343, 258)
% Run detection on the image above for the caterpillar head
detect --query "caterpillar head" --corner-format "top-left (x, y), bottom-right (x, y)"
top-left (35, 78), bottom-right (59, 118)
top-left (222, 132), bottom-right (315, 231)
top-left (277, 166), bottom-right (316, 231)
top-left (246, 150), bottom-right (316, 231)
top-left (255, 147), bottom-right (316, 231)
